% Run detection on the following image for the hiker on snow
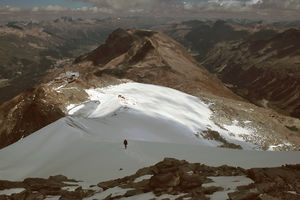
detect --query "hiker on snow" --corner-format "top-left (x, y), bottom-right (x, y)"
top-left (124, 139), bottom-right (128, 149)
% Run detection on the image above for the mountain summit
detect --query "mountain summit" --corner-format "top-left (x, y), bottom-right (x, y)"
top-left (75, 28), bottom-right (241, 101)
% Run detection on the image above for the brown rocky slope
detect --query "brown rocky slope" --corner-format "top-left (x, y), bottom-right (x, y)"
top-left (152, 20), bottom-right (300, 119)
top-left (201, 28), bottom-right (300, 119)
top-left (0, 158), bottom-right (299, 200)
top-left (75, 28), bottom-right (242, 101)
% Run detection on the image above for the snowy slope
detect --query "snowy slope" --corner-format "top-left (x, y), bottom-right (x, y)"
top-left (0, 83), bottom-right (299, 184)
top-left (71, 83), bottom-right (259, 149)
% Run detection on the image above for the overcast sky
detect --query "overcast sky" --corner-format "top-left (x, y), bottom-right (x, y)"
top-left (0, 0), bottom-right (300, 20)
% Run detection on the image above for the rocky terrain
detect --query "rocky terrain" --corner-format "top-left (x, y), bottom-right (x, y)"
top-left (75, 28), bottom-right (241, 101)
top-left (0, 28), bottom-right (299, 150)
top-left (153, 20), bottom-right (300, 119)
top-left (0, 158), bottom-right (299, 200)
top-left (201, 28), bottom-right (300, 119)
top-left (0, 17), bottom-right (165, 104)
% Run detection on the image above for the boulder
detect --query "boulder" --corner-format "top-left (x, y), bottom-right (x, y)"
top-left (97, 179), bottom-right (122, 191)
top-left (258, 194), bottom-right (280, 200)
top-left (0, 180), bottom-right (24, 190)
top-left (124, 189), bottom-right (145, 197)
top-left (228, 190), bottom-right (259, 200)
top-left (150, 172), bottom-right (180, 188)
top-left (23, 178), bottom-right (63, 191)
top-left (179, 174), bottom-right (205, 189)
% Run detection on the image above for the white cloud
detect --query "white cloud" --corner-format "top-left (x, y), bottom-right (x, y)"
top-left (70, 0), bottom-right (300, 14)
top-left (73, 0), bottom-right (176, 11)
top-left (32, 7), bottom-right (39, 12)
top-left (70, 6), bottom-right (113, 13)
top-left (44, 5), bottom-right (67, 12)
top-left (0, 5), bottom-right (21, 12)
top-left (8, 7), bottom-right (21, 12)
top-left (181, 0), bottom-right (300, 14)
top-left (1, 0), bottom-right (300, 20)
top-left (183, 1), bottom-right (193, 10)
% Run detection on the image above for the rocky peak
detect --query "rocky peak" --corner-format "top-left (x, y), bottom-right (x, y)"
top-left (75, 28), bottom-right (242, 101)
top-left (75, 28), bottom-right (157, 66)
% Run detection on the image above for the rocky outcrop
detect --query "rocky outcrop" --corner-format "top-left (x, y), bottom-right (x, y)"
top-left (0, 175), bottom-right (94, 200)
top-left (0, 86), bottom-right (65, 149)
top-left (1, 158), bottom-right (299, 200)
top-left (75, 28), bottom-right (137, 66)
top-left (0, 74), bottom-right (92, 149)
top-left (94, 158), bottom-right (300, 200)
top-left (201, 129), bottom-right (242, 149)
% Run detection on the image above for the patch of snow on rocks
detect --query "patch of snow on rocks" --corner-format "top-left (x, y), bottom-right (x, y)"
top-left (268, 142), bottom-right (293, 151)
top-left (118, 192), bottom-right (187, 200)
top-left (203, 176), bottom-right (254, 200)
top-left (44, 196), bottom-right (60, 200)
top-left (133, 175), bottom-right (152, 183)
top-left (0, 188), bottom-right (25, 196)
top-left (84, 187), bottom-right (131, 200)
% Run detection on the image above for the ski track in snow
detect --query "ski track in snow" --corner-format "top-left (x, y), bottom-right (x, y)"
top-left (0, 83), bottom-right (299, 185)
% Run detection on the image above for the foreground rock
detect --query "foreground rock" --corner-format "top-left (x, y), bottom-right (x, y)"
top-left (0, 158), bottom-right (299, 200)
top-left (0, 175), bottom-right (96, 200)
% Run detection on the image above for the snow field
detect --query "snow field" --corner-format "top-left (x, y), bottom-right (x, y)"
top-left (0, 83), bottom-right (299, 186)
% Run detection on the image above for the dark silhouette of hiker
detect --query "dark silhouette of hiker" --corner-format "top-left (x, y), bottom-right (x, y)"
top-left (124, 139), bottom-right (128, 149)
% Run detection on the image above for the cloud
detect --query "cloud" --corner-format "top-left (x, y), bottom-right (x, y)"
top-left (180, 0), bottom-right (300, 18)
top-left (44, 5), bottom-right (67, 12)
top-left (70, 6), bottom-right (113, 13)
top-left (252, 0), bottom-right (300, 9)
top-left (72, 0), bottom-right (177, 12)
top-left (28, 5), bottom-right (113, 14)
top-left (69, 0), bottom-right (300, 15)
top-left (0, 5), bottom-right (21, 12)
top-left (1, 0), bottom-right (300, 20)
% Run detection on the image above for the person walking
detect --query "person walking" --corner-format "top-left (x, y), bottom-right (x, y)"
top-left (123, 139), bottom-right (128, 149)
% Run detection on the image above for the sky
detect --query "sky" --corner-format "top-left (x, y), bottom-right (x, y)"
top-left (0, 0), bottom-right (89, 8)
top-left (0, 0), bottom-right (300, 20)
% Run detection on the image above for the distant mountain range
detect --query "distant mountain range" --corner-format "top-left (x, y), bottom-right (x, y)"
top-left (153, 20), bottom-right (300, 119)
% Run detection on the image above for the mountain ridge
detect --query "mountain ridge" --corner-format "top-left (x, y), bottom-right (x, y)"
top-left (201, 28), bottom-right (300, 118)
top-left (0, 28), bottom-right (299, 151)
top-left (76, 28), bottom-right (243, 101)
top-left (153, 20), bottom-right (300, 119)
